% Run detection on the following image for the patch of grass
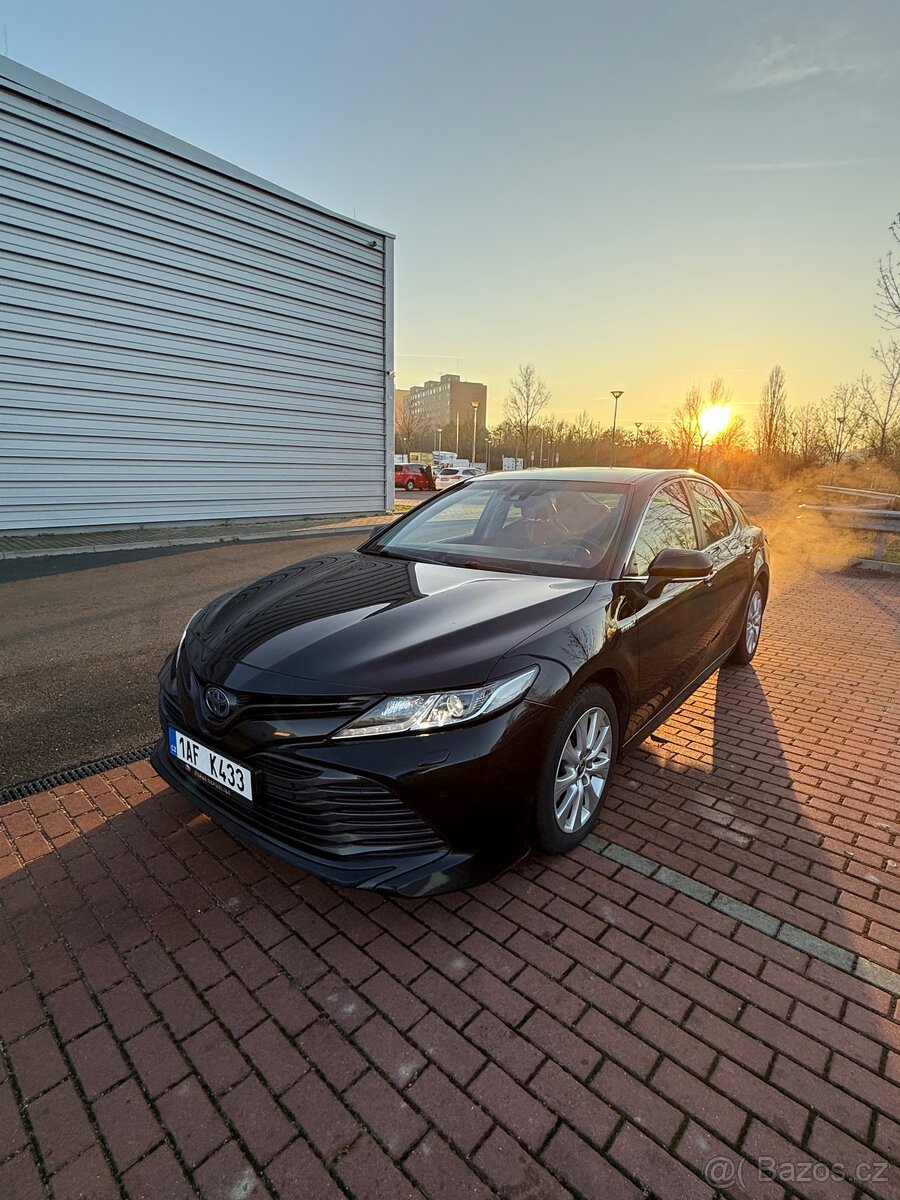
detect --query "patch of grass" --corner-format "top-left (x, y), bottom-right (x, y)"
top-left (852, 532), bottom-right (900, 563)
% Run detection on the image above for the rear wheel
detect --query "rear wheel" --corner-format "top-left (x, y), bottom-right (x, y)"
top-left (728, 581), bottom-right (765, 665)
top-left (533, 684), bottom-right (618, 854)
top-left (405, 480), bottom-right (415, 491)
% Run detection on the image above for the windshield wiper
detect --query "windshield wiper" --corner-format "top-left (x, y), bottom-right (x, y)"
top-left (420, 550), bottom-right (519, 573)
top-left (359, 545), bottom-right (416, 561)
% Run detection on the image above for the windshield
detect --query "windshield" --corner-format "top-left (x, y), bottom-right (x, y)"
top-left (366, 478), bottom-right (631, 577)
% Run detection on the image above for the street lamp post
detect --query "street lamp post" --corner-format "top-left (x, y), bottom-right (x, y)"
top-left (830, 415), bottom-right (846, 484)
top-left (484, 433), bottom-right (493, 472)
top-left (435, 427), bottom-right (443, 452)
top-left (609, 391), bottom-right (623, 467)
top-left (471, 401), bottom-right (480, 464)
top-left (633, 421), bottom-right (643, 466)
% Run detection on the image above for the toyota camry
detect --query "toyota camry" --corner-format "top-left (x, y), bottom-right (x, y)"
top-left (152, 468), bottom-right (768, 895)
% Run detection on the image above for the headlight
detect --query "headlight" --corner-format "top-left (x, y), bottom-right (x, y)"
top-left (333, 666), bottom-right (539, 739)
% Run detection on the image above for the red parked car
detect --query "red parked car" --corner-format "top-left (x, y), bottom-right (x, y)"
top-left (394, 463), bottom-right (433, 491)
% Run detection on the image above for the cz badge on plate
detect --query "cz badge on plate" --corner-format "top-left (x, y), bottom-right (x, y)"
top-left (168, 727), bottom-right (253, 802)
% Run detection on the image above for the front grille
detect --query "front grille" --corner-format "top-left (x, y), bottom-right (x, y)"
top-left (178, 750), bottom-right (445, 861)
top-left (227, 694), bottom-right (375, 722)
top-left (160, 672), bottom-right (442, 862)
top-left (185, 665), bottom-right (378, 728)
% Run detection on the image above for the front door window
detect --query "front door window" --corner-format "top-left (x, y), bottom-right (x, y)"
top-left (627, 483), bottom-right (698, 575)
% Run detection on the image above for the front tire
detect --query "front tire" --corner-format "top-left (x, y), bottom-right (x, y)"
top-left (533, 684), bottom-right (618, 855)
top-left (728, 581), bottom-right (765, 665)
top-left (405, 480), bottom-right (415, 491)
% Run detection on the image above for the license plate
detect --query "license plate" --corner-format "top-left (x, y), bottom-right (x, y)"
top-left (167, 727), bottom-right (253, 802)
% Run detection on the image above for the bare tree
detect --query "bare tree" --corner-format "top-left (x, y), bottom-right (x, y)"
top-left (755, 365), bottom-right (788, 461)
top-left (504, 363), bottom-right (550, 465)
top-left (539, 414), bottom-right (567, 467)
top-left (630, 423), bottom-right (669, 467)
top-left (707, 377), bottom-right (731, 407)
top-left (668, 384), bottom-right (703, 465)
top-left (818, 383), bottom-right (863, 466)
top-left (714, 414), bottom-right (749, 455)
top-left (394, 395), bottom-right (429, 456)
top-left (859, 341), bottom-right (900, 462)
top-left (787, 404), bottom-right (825, 467)
top-left (670, 377), bottom-right (733, 469)
top-left (569, 409), bottom-right (598, 465)
top-left (877, 212), bottom-right (900, 329)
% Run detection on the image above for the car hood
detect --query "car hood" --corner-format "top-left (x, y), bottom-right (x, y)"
top-left (189, 550), bottom-right (595, 693)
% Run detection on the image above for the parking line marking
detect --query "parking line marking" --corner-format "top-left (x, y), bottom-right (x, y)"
top-left (581, 833), bottom-right (900, 997)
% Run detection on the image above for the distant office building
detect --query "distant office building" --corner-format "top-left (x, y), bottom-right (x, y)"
top-left (405, 375), bottom-right (488, 460)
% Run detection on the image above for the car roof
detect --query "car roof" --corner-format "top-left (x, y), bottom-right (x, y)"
top-left (481, 466), bottom-right (683, 483)
top-left (469, 467), bottom-right (728, 505)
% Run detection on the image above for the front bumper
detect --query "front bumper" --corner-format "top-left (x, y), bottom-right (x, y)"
top-left (153, 658), bottom-right (553, 895)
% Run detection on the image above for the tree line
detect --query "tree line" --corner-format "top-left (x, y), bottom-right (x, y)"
top-left (482, 344), bottom-right (900, 487)
top-left (397, 204), bottom-right (900, 487)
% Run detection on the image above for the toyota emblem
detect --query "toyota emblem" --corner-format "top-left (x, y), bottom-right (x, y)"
top-left (204, 687), bottom-right (232, 719)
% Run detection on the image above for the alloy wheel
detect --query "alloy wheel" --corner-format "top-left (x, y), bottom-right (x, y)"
top-left (746, 589), bottom-right (763, 655)
top-left (553, 707), bottom-right (612, 833)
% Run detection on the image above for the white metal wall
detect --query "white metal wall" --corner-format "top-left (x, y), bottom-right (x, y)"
top-left (0, 59), bottom-right (394, 531)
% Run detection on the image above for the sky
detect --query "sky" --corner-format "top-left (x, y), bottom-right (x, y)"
top-left (3, 0), bottom-right (900, 430)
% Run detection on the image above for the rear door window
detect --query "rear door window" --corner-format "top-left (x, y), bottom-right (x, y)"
top-left (688, 480), bottom-right (734, 547)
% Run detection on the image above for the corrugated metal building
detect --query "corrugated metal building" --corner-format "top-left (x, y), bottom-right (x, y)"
top-left (0, 58), bottom-right (394, 531)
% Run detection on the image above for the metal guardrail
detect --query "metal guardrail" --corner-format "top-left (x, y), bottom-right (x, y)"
top-left (799, 488), bottom-right (900, 561)
top-left (813, 485), bottom-right (900, 508)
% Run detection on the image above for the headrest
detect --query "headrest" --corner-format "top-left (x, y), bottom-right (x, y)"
top-left (521, 492), bottom-right (558, 520)
top-left (555, 492), bottom-right (612, 535)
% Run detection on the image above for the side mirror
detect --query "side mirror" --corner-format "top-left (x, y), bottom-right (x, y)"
top-left (644, 548), bottom-right (713, 598)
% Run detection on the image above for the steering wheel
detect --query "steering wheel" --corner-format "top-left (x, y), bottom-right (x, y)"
top-left (560, 536), bottom-right (606, 562)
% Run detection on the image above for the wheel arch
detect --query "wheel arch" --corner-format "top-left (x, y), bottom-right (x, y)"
top-left (756, 566), bottom-right (770, 603)
top-left (578, 666), bottom-right (631, 743)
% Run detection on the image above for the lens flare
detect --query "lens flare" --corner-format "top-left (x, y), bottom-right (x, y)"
top-left (698, 404), bottom-right (731, 440)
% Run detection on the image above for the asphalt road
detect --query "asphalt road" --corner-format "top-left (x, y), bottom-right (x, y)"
top-left (0, 531), bottom-right (366, 789)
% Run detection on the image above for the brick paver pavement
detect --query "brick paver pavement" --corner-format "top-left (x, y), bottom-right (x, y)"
top-left (1, 570), bottom-right (899, 1200)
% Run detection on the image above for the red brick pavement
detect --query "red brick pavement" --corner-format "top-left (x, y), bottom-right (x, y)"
top-left (1, 570), bottom-right (899, 1199)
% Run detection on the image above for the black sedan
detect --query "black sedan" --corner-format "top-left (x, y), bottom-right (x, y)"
top-left (152, 469), bottom-right (769, 895)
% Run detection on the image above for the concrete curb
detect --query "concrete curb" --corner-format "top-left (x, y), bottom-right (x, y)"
top-left (852, 557), bottom-right (900, 575)
top-left (0, 523), bottom-right (386, 561)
